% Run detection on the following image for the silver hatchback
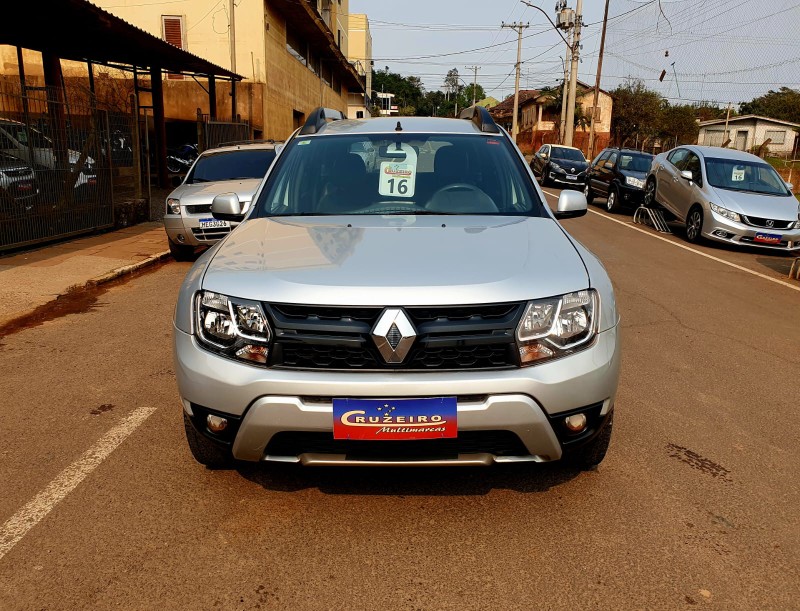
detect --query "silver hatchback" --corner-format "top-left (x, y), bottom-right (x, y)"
top-left (163, 142), bottom-right (280, 260)
top-left (644, 146), bottom-right (800, 250)
top-left (174, 107), bottom-right (620, 470)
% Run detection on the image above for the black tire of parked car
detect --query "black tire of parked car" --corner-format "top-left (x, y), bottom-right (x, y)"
top-left (583, 182), bottom-right (594, 205)
top-left (686, 205), bottom-right (704, 243)
top-left (168, 239), bottom-right (197, 262)
top-left (566, 412), bottom-right (614, 470)
top-left (606, 185), bottom-right (622, 213)
top-left (183, 412), bottom-right (232, 468)
top-left (643, 178), bottom-right (658, 208)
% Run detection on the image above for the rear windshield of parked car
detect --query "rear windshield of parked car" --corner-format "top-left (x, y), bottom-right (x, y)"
top-left (550, 147), bottom-right (586, 162)
top-left (253, 134), bottom-right (548, 217)
top-left (618, 153), bottom-right (652, 173)
top-left (186, 149), bottom-right (276, 184)
top-left (705, 158), bottom-right (790, 196)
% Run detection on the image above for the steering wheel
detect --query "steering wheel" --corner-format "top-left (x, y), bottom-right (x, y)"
top-left (427, 183), bottom-right (498, 213)
top-left (430, 183), bottom-right (484, 197)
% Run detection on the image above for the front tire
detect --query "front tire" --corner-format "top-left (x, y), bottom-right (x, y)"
top-left (566, 412), bottom-right (613, 470)
top-left (606, 185), bottom-right (622, 213)
top-left (643, 178), bottom-right (658, 208)
top-left (168, 238), bottom-right (196, 262)
top-left (584, 182), bottom-right (594, 205)
top-left (685, 205), bottom-right (704, 243)
top-left (184, 411), bottom-right (232, 468)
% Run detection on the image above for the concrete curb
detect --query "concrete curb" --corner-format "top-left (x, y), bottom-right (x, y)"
top-left (87, 250), bottom-right (172, 287)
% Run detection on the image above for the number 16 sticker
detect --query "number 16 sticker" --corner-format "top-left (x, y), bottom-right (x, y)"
top-left (379, 143), bottom-right (417, 198)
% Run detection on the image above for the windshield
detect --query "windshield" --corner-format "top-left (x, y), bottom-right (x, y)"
top-left (253, 133), bottom-right (547, 217)
top-left (550, 147), bottom-right (586, 162)
top-left (186, 149), bottom-right (276, 184)
top-left (705, 158), bottom-right (790, 196)
top-left (619, 153), bottom-right (652, 173)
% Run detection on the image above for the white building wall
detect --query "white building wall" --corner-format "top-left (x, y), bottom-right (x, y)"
top-left (699, 119), bottom-right (798, 155)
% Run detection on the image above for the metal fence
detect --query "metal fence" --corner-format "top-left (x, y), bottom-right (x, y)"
top-left (0, 81), bottom-right (140, 252)
top-left (200, 117), bottom-right (251, 151)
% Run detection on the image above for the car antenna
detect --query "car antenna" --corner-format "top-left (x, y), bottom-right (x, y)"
top-left (395, 121), bottom-right (403, 132)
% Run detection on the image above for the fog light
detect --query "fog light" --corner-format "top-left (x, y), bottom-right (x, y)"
top-left (564, 413), bottom-right (587, 433)
top-left (206, 414), bottom-right (228, 433)
top-left (177, 234), bottom-right (186, 243)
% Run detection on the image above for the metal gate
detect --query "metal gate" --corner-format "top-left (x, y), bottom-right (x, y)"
top-left (199, 116), bottom-right (251, 151)
top-left (0, 81), bottom-right (121, 252)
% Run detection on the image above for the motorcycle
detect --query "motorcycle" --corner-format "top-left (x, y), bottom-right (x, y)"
top-left (166, 144), bottom-right (199, 174)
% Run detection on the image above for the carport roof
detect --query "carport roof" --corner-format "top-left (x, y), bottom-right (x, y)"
top-left (1, 0), bottom-right (243, 80)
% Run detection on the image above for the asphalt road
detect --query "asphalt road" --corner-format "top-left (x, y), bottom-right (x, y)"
top-left (1, 195), bottom-right (798, 610)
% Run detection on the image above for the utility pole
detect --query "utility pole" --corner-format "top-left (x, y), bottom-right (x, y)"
top-left (723, 102), bottom-right (732, 147)
top-left (502, 21), bottom-right (529, 140)
top-left (564, 0), bottom-right (583, 147)
top-left (466, 65), bottom-right (480, 107)
top-left (228, 0), bottom-right (237, 120)
top-left (559, 29), bottom-right (572, 145)
top-left (587, 0), bottom-right (610, 159)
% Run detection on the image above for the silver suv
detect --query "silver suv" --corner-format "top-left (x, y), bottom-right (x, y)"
top-left (174, 107), bottom-right (621, 470)
top-left (163, 141), bottom-right (280, 260)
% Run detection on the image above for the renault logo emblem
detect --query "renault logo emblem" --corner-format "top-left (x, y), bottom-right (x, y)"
top-left (372, 308), bottom-right (416, 363)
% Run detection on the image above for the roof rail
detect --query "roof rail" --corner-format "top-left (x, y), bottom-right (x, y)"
top-left (214, 139), bottom-right (279, 148)
top-left (299, 107), bottom-right (346, 135)
top-left (458, 105), bottom-right (500, 134)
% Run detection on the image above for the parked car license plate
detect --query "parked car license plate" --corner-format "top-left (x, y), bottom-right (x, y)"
top-left (754, 232), bottom-right (781, 244)
top-left (333, 397), bottom-right (457, 440)
top-left (199, 218), bottom-right (229, 229)
top-left (567, 174), bottom-right (578, 180)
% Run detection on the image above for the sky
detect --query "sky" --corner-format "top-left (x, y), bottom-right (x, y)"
top-left (349, 0), bottom-right (800, 107)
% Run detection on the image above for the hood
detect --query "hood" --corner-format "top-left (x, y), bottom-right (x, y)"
top-left (552, 158), bottom-right (589, 173)
top-left (171, 179), bottom-right (263, 206)
top-left (202, 216), bottom-right (590, 306)
top-left (711, 186), bottom-right (799, 221)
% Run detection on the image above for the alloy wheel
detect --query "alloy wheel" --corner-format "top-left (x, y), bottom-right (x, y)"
top-left (686, 209), bottom-right (703, 241)
top-left (644, 181), bottom-right (655, 207)
top-left (606, 191), bottom-right (616, 212)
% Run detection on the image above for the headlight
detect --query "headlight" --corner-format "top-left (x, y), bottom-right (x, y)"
top-left (709, 203), bottom-right (740, 222)
top-left (550, 162), bottom-right (563, 172)
top-left (195, 290), bottom-right (271, 364)
top-left (625, 176), bottom-right (645, 189)
top-left (516, 290), bottom-right (598, 366)
top-left (167, 198), bottom-right (181, 215)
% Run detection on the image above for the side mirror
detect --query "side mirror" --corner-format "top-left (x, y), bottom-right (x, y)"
top-left (211, 193), bottom-right (245, 222)
top-left (554, 190), bottom-right (588, 220)
top-left (541, 153), bottom-right (549, 161)
top-left (785, 181), bottom-right (794, 191)
top-left (680, 170), bottom-right (694, 181)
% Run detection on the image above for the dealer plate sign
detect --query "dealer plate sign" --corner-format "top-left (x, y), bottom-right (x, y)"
top-left (332, 397), bottom-right (457, 440)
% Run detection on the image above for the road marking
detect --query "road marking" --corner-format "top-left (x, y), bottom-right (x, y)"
top-left (0, 406), bottom-right (157, 561)
top-left (543, 189), bottom-right (800, 294)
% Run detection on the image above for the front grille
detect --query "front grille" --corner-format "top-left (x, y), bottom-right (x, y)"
top-left (186, 203), bottom-right (212, 215)
top-left (265, 430), bottom-right (530, 459)
top-left (741, 215), bottom-right (793, 230)
top-left (267, 302), bottom-right (523, 371)
top-left (191, 225), bottom-right (232, 241)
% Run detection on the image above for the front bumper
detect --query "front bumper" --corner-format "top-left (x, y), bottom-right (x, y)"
top-left (174, 323), bottom-right (621, 464)
top-left (164, 213), bottom-right (236, 247)
top-left (617, 184), bottom-right (646, 207)
top-left (703, 211), bottom-right (800, 251)
top-left (549, 171), bottom-right (587, 188)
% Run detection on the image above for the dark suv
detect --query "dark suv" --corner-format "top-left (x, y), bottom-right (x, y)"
top-left (584, 148), bottom-right (653, 212)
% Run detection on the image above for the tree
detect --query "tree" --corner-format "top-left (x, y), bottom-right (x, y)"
top-left (444, 68), bottom-right (463, 100)
top-left (610, 79), bottom-right (663, 147)
top-left (659, 102), bottom-right (700, 147)
top-left (740, 87), bottom-right (800, 124)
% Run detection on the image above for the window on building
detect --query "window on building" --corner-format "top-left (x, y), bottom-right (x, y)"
top-left (332, 72), bottom-right (341, 96)
top-left (337, 29), bottom-right (342, 48)
top-left (586, 106), bottom-right (601, 121)
top-left (162, 15), bottom-right (185, 80)
top-left (320, 63), bottom-right (332, 87)
top-left (286, 28), bottom-right (307, 65)
top-left (764, 129), bottom-right (786, 145)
